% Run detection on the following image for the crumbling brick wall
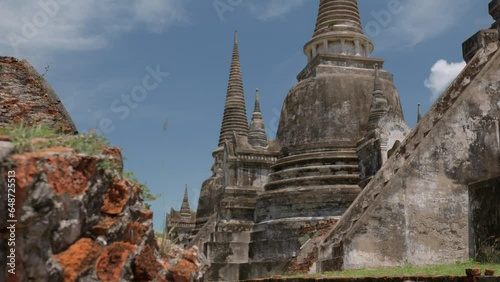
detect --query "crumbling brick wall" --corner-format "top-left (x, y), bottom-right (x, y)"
top-left (0, 57), bottom-right (77, 134)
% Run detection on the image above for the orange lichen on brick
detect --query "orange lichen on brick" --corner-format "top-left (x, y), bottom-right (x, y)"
top-left (100, 178), bottom-right (131, 215)
top-left (183, 248), bottom-right (199, 264)
top-left (169, 259), bottom-right (198, 282)
top-left (125, 222), bottom-right (147, 245)
top-left (284, 252), bottom-right (316, 275)
top-left (161, 259), bottom-right (170, 270)
top-left (53, 238), bottom-right (104, 282)
top-left (102, 147), bottom-right (122, 163)
top-left (96, 242), bottom-right (136, 282)
top-left (9, 150), bottom-right (97, 210)
top-left (132, 183), bottom-right (141, 198)
top-left (138, 209), bottom-right (153, 222)
top-left (0, 135), bottom-right (12, 141)
top-left (133, 245), bottom-right (167, 282)
top-left (38, 146), bottom-right (74, 153)
top-left (92, 217), bottom-right (120, 236)
top-left (9, 153), bottom-right (41, 209)
top-left (0, 57), bottom-right (77, 134)
top-left (44, 153), bottom-right (97, 195)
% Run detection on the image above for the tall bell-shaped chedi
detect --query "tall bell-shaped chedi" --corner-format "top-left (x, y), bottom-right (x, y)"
top-left (250, 0), bottom-right (406, 273)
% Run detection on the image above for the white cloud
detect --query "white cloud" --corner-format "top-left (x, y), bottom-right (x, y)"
top-left (367, 0), bottom-right (475, 48)
top-left (0, 0), bottom-right (187, 55)
top-left (133, 0), bottom-right (188, 33)
top-left (245, 0), bottom-right (306, 21)
top-left (424, 59), bottom-right (466, 100)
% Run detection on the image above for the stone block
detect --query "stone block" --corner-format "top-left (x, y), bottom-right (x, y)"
top-left (476, 277), bottom-right (500, 282)
top-left (463, 29), bottom-right (499, 63)
top-left (486, 269), bottom-right (496, 276)
top-left (466, 268), bottom-right (482, 276)
top-left (490, 0), bottom-right (500, 21)
top-left (95, 242), bottom-right (136, 282)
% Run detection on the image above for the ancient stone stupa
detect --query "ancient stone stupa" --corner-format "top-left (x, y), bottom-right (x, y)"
top-left (250, 0), bottom-right (408, 272)
top-left (189, 0), bottom-right (410, 280)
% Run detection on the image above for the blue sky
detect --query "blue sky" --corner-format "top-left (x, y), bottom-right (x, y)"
top-left (0, 0), bottom-right (494, 231)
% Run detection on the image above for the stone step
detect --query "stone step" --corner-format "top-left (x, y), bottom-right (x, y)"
top-left (206, 241), bottom-right (250, 264)
top-left (204, 262), bottom-right (242, 282)
top-left (269, 164), bottom-right (359, 181)
top-left (211, 231), bottom-right (252, 243)
top-left (219, 206), bottom-right (256, 222)
top-left (220, 201), bottom-right (257, 209)
top-left (255, 185), bottom-right (361, 222)
top-left (238, 261), bottom-right (289, 281)
top-left (250, 216), bottom-right (338, 241)
top-left (266, 175), bottom-right (360, 190)
top-left (248, 237), bottom-right (300, 262)
top-left (215, 219), bottom-right (255, 233)
top-left (272, 150), bottom-right (358, 171)
top-left (223, 186), bottom-right (260, 196)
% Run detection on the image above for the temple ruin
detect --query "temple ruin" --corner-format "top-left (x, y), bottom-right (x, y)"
top-left (166, 186), bottom-right (196, 247)
top-left (183, 0), bottom-right (500, 281)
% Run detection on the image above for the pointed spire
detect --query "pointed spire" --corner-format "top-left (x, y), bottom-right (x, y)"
top-left (180, 185), bottom-right (191, 216)
top-left (417, 103), bottom-right (422, 123)
top-left (248, 88), bottom-right (268, 148)
top-left (218, 31), bottom-right (249, 147)
top-left (254, 88), bottom-right (261, 113)
top-left (305, 0), bottom-right (374, 59)
top-left (368, 65), bottom-right (389, 130)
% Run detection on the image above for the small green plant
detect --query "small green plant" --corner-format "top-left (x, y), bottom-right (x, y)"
top-left (41, 63), bottom-right (51, 77)
top-left (97, 160), bottom-right (120, 178)
top-left (56, 133), bottom-right (110, 155)
top-left (158, 222), bottom-right (179, 258)
top-left (4, 123), bottom-right (56, 153)
top-left (33, 63), bottom-right (51, 89)
top-left (478, 236), bottom-right (500, 263)
top-left (122, 170), bottom-right (159, 210)
top-left (1, 123), bottom-right (110, 154)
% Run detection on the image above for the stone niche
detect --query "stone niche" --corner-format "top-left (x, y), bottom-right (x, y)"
top-left (469, 176), bottom-right (500, 263)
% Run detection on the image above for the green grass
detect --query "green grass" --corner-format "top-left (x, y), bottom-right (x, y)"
top-left (1, 123), bottom-right (109, 154)
top-left (289, 263), bottom-right (500, 278)
top-left (2, 123), bottom-right (57, 152)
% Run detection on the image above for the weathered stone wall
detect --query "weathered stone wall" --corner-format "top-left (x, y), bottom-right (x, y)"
top-left (317, 36), bottom-right (500, 271)
top-left (277, 71), bottom-right (402, 153)
top-left (469, 176), bottom-right (500, 263)
top-left (194, 150), bottom-right (224, 234)
top-left (0, 137), bottom-right (206, 282)
top-left (200, 137), bottom-right (279, 281)
top-left (0, 57), bottom-right (77, 134)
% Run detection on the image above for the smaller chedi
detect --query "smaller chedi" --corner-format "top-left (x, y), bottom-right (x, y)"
top-left (166, 185), bottom-right (196, 247)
